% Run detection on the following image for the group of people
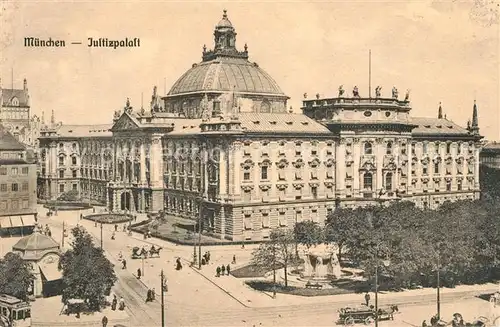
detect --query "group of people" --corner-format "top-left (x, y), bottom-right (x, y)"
top-left (38, 224), bottom-right (52, 236)
top-left (216, 264), bottom-right (231, 277)
top-left (110, 294), bottom-right (125, 311)
top-left (145, 288), bottom-right (156, 303)
top-left (201, 251), bottom-right (211, 265)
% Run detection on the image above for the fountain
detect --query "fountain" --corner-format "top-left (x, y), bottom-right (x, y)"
top-left (300, 243), bottom-right (342, 283)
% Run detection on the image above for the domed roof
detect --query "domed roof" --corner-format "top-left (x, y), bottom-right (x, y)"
top-left (13, 232), bottom-right (59, 251)
top-left (217, 10), bottom-right (233, 28)
top-left (168, 57), bottom-right (285, 96)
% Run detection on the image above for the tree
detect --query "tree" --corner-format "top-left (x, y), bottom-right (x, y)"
top-left (0, 252), bottom-right (35, 301)
top-left (59, 226), bottom-right (117, 310)
top-left (251, 229), bottom-right (294, 288)
top-left (58, 189), bottom-right (80, 202)
top-left (294, 221), bottom-right (324, 249)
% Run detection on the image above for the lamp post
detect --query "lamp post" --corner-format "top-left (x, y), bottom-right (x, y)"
top-left (197, 196), bottom-right (203, 270)
top-left (62, 220), bottom-right (65, 248)
top-left (100, 222), bottom-right (103, 249)
top-left (160, 269), bottom-right (166, 327)
top-left (436, 252), bottom-right (441, 320)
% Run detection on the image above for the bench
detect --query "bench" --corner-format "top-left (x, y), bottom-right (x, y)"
top-left (305, 282), bottom-right (323, 289)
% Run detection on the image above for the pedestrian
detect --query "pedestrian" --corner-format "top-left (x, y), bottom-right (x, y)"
top-left (232, 255), bottom-right (236, 264)
top-left (146, 289), bottom-right (152, 303)
top-left (122, 259), bottom-right (127, 269)
top-left (221, 265), bottom-right (226, 276)
top-left (241, 243), bottom-right (245, 249)
top-left (80, 213), bottom-right (83, 220)
top-left (216, 266), bottom-right (221, 277)
top-left (123, 224), bottom-right (127, 232)
top-left (176, 258), bottom-right (183, 270)
top-left (226, 264), bottom-right (230, 276)
top-left (111, 295), bottom-right (117, 311)
top-left (102, 315), bottom-right (108, 327)
top-left (111, 231), bottom-right (115, 240)
top-left (119, 297), bottom-right (125, 310)
top-left (114, 224), bottom-right (118, 232)
top-left (364, 292), bottom-right (370, 306)
top-left (151, 288), bottom-right (156, 301)
top-left (421, 320), bottom-right (428, 327)
top-left (137, 268), bottom-right (142, 279)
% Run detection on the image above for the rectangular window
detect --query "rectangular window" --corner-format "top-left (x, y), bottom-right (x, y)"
top-left (0, 184), bottom-right (6, 192)
top-left (423, 166), bottom-right (428, 175)
top-left (311, 150), bottom-right (317, 156)
top-left (59, 157), bottom-right (64, 165)
top-left (11, 183), bottom-right (18, 192)
top-left (446, 143), bottom-right (451, 154)
top-left (311, 187), bottom-right (318, 199)
top-left (244, 214), bottom-right (253, 230)
top-left (59, 170), bottom-right (64, 178)
top-left (21, 167), bottom-right (28, 175)
top-left (310, 171), bottom-right (318, 180)
top-left (0, 201), bottom-right (6, 210)
top-left (22, 199), bottom-right (29, 209)
top-left (72, 170), bottom-right (77, 178)
top-left (10, 168), bottom-right (18, 175)
top-left (457, 182), bottom-right (462, 191)
top-left (261, 166), bottom-right (268, 180)
top-left (295, 170), bottom-right (302, 180)
top-left (11, 200), bottom-right (18, 210)
top-left (434, 163), bottom-right (439, 174)
top-left (243, 190), bottom-right (251, 202)
top-left (446, 183), bottom-right (451, 191)
top-left (72, 184), bottom-right (78, 191)
top-left (295, 150), bottom-right (301, 156)
top-left (262, 213), bottom-right (270, 228)
top-left (243, 171), bottom-right (250, 180)
top-left (59, 184), bottom-right (65, 193)
top-left (423, 143), bottom-right (428, 154)
top-left (21, 183), bottom-right (28, 192)
top-left (279, 212), bottom-right (287, 227)
top-left (72, 157), bottom-right (77, 165)
top-left (279, 188), bottom-right (286, 201)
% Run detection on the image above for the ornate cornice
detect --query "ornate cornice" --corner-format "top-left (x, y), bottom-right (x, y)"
top-left (259, 184), bottom-right (272, 191)
top-left (308, 158), bottom-right (321, 168)
top-left (241, 185), bottom-right (254, 191)
top-left (324, 157), bottom-right (335, 167)
top-left (292, 183), bottom-right (304, 189)
top-left (324, 181), bottom-right (335, 188)
top-left (445, 176), bottom-right (453, 182)
top-left (421, 156), bottom-right (430, 165)
top-left (292, 159), bottom-right (305, 168)
top-left (467, 176), bottom-right (474, 181)
top-left (309, 182), bottom-right (320, 188)
top-left (421, 177), bottom-right (430, 183)
top-left (240, 159), bottom-right (255, 169)
top-left (433, 177), bottom-right (441, 183)
top-left (276, 183), bottom-right (288, 190)
top-left (455, 157), bottom-right (464, 164)
top-left (433, 157), bottom-right (442, 164)
top-left (258, 159), bottom-right (272, 167)
top-left (276, 158), bottom-right (289, 168)
top-left (466, 156), bottom-right (475, 164)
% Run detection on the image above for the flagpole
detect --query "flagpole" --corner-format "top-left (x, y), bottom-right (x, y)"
top-left (369, 50), bottom-right (372, 99)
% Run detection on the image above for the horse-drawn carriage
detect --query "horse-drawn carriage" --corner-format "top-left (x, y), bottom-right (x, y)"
top-left (131, 246), bottom-right (162, 259)
top-left (337, 305), bottom-right (399, 326)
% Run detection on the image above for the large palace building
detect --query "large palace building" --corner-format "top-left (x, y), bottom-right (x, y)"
top-left (38, 11), bottom-right (483, 241)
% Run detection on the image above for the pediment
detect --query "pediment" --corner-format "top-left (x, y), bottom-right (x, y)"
top-left (111, 113), bottom-right (140, 132)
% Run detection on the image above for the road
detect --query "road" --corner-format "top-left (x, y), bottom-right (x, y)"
top-left (41, 208), bottom-right (499, 327)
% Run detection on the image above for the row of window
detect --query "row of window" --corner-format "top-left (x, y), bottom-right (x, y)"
top-left (0, 182), bottom-right (29, 192)
top-left (0, 167), bottom-right (29, 176)
top-left (360, 141), bottom-right (474, 156)
top-left (0, 199), bottom-right (30, 210)
top-left (59, 184), bottom-right (78, 193)
top-left (59, 156), bottom-right (78, 166)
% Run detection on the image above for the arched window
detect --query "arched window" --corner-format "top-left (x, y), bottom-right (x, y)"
top-left (385, 172), bottom-right (393, 191)
top-left (363, 172), bottom-right (373, 190)
top-left (386, 142), bottom-right (392, 155)
top-left (260, 100), bottom-right (271, 113)
top-left (364, 142), bottom-right (373, 155)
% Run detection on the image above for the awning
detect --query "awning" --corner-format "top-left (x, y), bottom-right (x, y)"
top-left (39, 263), bottom-right (63, 281)
top-left (20, 215), bottom-right (36, 227)
top-left (0, 215), bottom-right (36, 228)
top-left (10, 216), bottom-right (23, 228)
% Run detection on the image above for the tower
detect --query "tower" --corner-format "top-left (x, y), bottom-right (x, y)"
top-left (471, 100), bottom-right (479, 135)
top-left (214, 10), bottom-right (236, 51)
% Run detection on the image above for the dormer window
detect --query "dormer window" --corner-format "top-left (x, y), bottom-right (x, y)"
top-left (11, 97), bottom-right (19, 106)
top-left (364, 142), bottom-right (373, 155)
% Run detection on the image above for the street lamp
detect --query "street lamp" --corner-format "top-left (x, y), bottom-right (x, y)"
top-left (100, 221), bottom-right (103, 249)
top-left (160, 270), bottom-right (166, 327)
top-left (436, 251), bottom-right (441, 320)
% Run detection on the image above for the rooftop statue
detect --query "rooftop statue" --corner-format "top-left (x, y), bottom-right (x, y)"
top-left (338, 85), bottom-right (345, 97)
top-left (316, 93), bottom-right (320, 99)
top-left (392, 86), bottom-right (399, 99)
top-left (375, 86), bottom-right (382, 98)
top-left (404, 89), bottom-right (410, 102)
top-left (303, 93), bottom-right (308, 99)
top-left (353, 86), bottom-right (359, 98)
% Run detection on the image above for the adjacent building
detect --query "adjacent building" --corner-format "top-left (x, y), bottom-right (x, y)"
top-left (480, 141), bottom-right (500, 169)
top-left (37, 11), bottom-right (484, 241)
top-left (0, 125), bottom-right (37, 237)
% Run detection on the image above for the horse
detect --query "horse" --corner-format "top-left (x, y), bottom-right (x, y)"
top-left (149, 247), bottom-right (162, 258)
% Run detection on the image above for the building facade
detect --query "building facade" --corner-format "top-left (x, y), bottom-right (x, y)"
top-left (480, 141), bottom-right (500, 169)
top-left (38, 124), bottom-right (112, 203)
top-left (0, 78), bottom-right (42, 148)
top-left (37, 11), bottom-right (483, 241)
top-left (0, 125), bottom-right (37, 236)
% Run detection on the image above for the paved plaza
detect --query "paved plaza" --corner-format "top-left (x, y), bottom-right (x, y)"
top-left (1, 205), bottom-right (498, 326)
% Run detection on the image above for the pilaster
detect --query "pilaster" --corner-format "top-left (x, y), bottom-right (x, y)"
top-left (353, 139), bottom-right (361, 195)
top-left (376, 138), bottom-right (383, 191)
top-left (336, 140), bottom-right (346, 196)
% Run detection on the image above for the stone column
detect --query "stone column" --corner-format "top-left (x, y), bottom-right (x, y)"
top-left (149, 134), bottom-right (163, 212)
top-left (140, 142), bottom-right (147, 184)
top-left (394, 141), bottom-right (400, 189)
top-left (203, 143), bottom-right (209, 199)
top-left (232, 142), bottom-right (241, 200)
top-left (376, 138), bottom-right (383, 192)
top-left (451, 143), bottom-right (457, 191)
top-left (353, 139), bottom-right (361, 196)
top-left (335, 140), bottom-right (346, 196)
top-left (219, 141), bottom-right (227, 201)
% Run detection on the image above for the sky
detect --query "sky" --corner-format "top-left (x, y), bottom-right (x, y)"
top-left (1, 0), bottom-right (499, 139)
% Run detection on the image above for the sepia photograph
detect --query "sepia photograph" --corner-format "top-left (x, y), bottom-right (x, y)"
top-left (0, 1), bottom-right (499, 326)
